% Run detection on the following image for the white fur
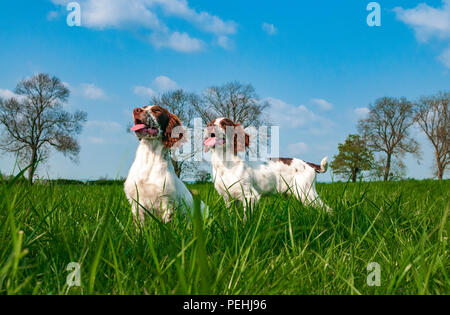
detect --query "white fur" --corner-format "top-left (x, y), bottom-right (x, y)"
top-left (124, 106), bottom-right (194, 223)
top-left (207, 118), bottom-right (331, 213)
top-left (124, 139), bottom-right (194, 223)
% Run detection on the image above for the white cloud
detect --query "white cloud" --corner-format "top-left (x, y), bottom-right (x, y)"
top-left (149, 31), bottom-right (204, 52)
top-left (0, 89), bottom-right (19, 100)
top-left (216, 35), bottom-right (233, 49)
top-left (394, 1), bottom-right (450, 42)
top-left (81, 83), bottom-right (106, 100)
top-left (153, 75), bottom-right (177, 92)
top-left (153, 0), bottom-right (237, 35)
top-left (267, 97), bottom-right (320, 128)
top-left (354, 107), bottom-right (370, 117)
top-left (51, 0), bottom-right (164, 30)
top-left (0, 89), bottom-right (28, 102)
top-left (288, 142), bottom-right (308, 155)
top-left (134, 86), bottom-right (156, 98)
top-left (438, 46), bottom-right (450, 68)
top-left (61, 81), bottom-right (71, 89)
top-left (394, 0), bottom-right (450, 68)
top-left (50, 0), bottom-right (236, 52)
top-left (311, 98), bottom-right (333, 111)
top-left (134, 75), bottom-right (178, 98)
top-left (262, 22), bottom-right (277, 35)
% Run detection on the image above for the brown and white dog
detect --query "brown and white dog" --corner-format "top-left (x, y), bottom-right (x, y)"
top-left (204, 118), bottom-right (331, 213)
top-left (124, 105), bottom-right (193, 223)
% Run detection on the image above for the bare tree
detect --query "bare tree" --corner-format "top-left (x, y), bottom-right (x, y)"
top-left (150, 83), bottom-right (270, 179)
top-left (0, 73), bottom-right (87, 184)
top-left (370, 156), bottom-right (406, 181)
top-left (415, 91), bottom-right (449, 179)
top-left (151, 89), bottom-right (200, 179)
top-left (152, 89), bottom-right (199, 129)
top-left (195, 81), bottom-right (269, 127)
top-left (358, 97), bottom-right (420, 181)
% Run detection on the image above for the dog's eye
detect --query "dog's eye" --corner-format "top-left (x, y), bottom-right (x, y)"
top-left (152, 108), bottom-right (160, 113)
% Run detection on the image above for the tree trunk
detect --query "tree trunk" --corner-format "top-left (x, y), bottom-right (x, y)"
top-left (351, 167), bottom-right (358, 183)
top-left (28, 148), bottom-right (38, 185)
top-left (435, 151), bottom-right (443, 180)
top-left (437, 165), bottom-right (443, 180)
top-left (384, 153), bottom-right (392, 181)
top-left (351, 171), bottom-right (357, 183)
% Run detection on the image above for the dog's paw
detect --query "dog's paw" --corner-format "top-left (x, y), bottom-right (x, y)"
top-left (161, 211), bottom-right (173, 223)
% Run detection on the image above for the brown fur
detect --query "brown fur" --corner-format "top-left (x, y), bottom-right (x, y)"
top-left (306, 162), bottom-right (322, 173)
top-left (207, 119), bottom-right (216, 127)
top-left (151, 106), bottom-right (184, 148)
top-left (218, 118), bottom-right (250, 154)
top-left (270, 158), bottom-right (294, 166)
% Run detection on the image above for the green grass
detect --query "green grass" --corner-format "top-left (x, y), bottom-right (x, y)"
top-left (0, 178), bottom-right (448, 295)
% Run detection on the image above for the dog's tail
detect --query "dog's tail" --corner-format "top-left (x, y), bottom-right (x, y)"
top-left (320, 157), bottom-right (328, 173)
top-left (306, 157), bottom-right (328, 174)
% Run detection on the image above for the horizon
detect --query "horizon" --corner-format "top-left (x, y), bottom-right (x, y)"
top-left (1, 0), bottom-right (449, 181)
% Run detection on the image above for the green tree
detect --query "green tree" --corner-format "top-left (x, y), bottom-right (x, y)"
top-left (330, 134), bottom-right (374, 182)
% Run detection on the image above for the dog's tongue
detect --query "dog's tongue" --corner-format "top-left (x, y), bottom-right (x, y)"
top-left (204, 137), bottom-right (217, 147)
top-left (131, 124), bottom-right (159, 135)
top-left (131, 124), bottom-right (146, 132)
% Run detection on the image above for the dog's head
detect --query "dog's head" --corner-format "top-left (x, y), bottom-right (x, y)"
top-left (203, 117), bottom-right (249, 154)
top-left (131, 105), bottom-right (185, 148)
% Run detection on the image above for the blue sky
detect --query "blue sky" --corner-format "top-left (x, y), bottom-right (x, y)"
top-left (0, 0), bottom-right (449, 181)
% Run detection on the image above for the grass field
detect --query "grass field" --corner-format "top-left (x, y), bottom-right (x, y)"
top-left (0, 177), bottom-right (448, 295)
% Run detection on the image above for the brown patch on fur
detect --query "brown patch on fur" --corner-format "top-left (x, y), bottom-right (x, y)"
top-left (133, 107), bottom-right (148, 125)
top-left (219, 118), bottom-right (235, 129)
top-left (233, 126), bottom-right (250, 154)
top-left (206, 119), bottom-right (216, 127)
top-left (270, 158), bottom-right (294, 166)
top-left (151, 106), bottom-right (184, 148)
top-left (219, 118), bottom-right (250, 154)
top-left (306, 162), bottom-right (322, 173)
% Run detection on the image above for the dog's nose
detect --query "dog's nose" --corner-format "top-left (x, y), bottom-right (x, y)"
top-left (133, 108), bottom-right (143, 115)
top-left (210, 133), bottom-right (216, 138)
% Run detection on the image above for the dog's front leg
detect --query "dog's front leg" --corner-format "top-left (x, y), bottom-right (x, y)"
top-left (161, 210), bottom-right (173, 223)
top-left (132, 202), bottom-right (147, 227)
top-left (222, 194), bottom-right (235, 208)
top-left (159, 199), bottom-right (174, 223)
top-left (241, 189), bottom-right (260, 221)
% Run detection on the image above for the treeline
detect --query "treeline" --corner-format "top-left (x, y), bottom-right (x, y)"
top-left (330, 92), bottom-right (449, 181)
top-left (0, 73), bottom-right (268, 183)
top-left (0, 175), bottom-right (125, 186)
top-left (1, 73), bottom-right (447, 183)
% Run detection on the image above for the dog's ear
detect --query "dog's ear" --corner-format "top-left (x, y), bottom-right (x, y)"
top-left (163, 114), bottom-right (186, 148)
top-left (233, 123), bottom-right (250, 154)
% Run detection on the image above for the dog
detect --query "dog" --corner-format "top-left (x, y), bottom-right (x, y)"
top-left (203, 117), bottom-right (331, 213)
top-left (124, 105), bottom-right (194, 223)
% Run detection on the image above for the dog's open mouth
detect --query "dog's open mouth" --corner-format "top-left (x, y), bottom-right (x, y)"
top-left (203, 136), bottom-right (226, 151)
top-left (131, 119), bottom-right (159, 136)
